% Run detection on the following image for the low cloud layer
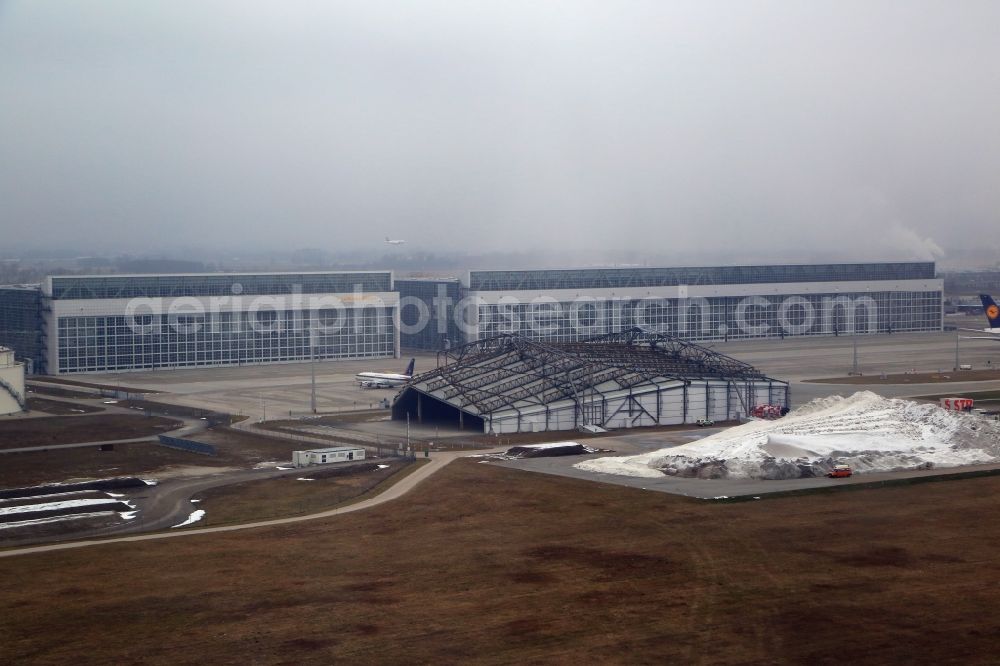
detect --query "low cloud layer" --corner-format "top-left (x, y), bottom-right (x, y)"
top-left (1, 1), bottom-right (998, 264)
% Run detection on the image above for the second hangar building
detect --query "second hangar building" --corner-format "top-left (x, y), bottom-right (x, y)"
top-left (392, 328), bottom-right (788, 434)
top-left (399, 261), bottom-right (944, 349)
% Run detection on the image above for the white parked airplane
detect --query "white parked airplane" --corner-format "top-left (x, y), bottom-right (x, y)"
top-left (958, 294), bottom-right (1000, 341)
top-left (384, 236), bottom-right (406, 245)
top-left (356, 359), bottom-right (415, 388)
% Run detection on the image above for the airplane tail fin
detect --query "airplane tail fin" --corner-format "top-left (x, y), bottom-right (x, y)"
top-left (980, 294), bottom-right (1000, 327)
top-left (404, 358), bottom-right (415, 376)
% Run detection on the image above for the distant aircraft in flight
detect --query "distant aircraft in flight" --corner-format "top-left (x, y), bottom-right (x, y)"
top-left (384, 237), bottom-right (406, 245)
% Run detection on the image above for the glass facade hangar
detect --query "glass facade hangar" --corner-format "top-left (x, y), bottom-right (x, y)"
top-left (396, 278), bottom-right (462, 351)
top-left (0, 286), bottom-right (43, 372)
top-left (49, 272), bottom-right (393, 300)
top-left (469, 262), bottom-right (935, 291)
top-left (56, 308), bottom-right (395, 373)
top-left (474, 291), bottom-right (943, 343)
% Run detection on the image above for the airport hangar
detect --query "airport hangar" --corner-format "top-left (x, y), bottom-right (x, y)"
top-left (0, 261), bottom-right (942, 375)
top-left (398, 261), bottom-right (944, 350)
top-left (0, 272), bottom-right (399, 375)
top-left (391, 328), bottom-right (789, 434)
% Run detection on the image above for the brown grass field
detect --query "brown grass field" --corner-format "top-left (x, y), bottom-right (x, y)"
top-left (0, 441), bottom-right (227, 489)
top-left (24, 396), bottom-right (105, 415)
top-left (193, 460), bottom-right (418, 526)
top-left (0, 427), bottom-right (315, 488)
top-left (0, 414), bottom-right (181, 449)
top-left (2, 461), bottom-right (1000, 665)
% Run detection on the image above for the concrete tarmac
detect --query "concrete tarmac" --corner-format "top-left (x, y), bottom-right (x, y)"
top-left (79, 331), bottom-right (1000, 420)
top-left (490, 453), bottom-right (1000, 500)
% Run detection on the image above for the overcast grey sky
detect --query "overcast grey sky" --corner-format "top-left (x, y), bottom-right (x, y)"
top-left (1, 1), bottom-right (998, 263)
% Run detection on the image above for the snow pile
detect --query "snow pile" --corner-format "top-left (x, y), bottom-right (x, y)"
top-left (0, 490), bottom-right (103, 504)
top-left (0, 512), bottom-right (117, 530)
top-left (171, 510), bottom-right (205, 528)
top-left (576, 391), bottom-right (1000, 480)
top-left (0, 498), bottom-right (123, 516)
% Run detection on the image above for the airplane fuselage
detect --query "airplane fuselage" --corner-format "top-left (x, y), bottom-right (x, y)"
top-left (356, 372), bottom-right (410, 388)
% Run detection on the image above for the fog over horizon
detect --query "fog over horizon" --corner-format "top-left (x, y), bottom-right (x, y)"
top-left (2, 1), bottom-right (999, 268)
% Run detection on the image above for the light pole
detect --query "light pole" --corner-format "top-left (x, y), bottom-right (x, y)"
top-left (851, 334), bottom-right (859, 376)
top-left (309, 329), bottom-right (317, 414)
top-left (955, 335), bottom-right (960, 371)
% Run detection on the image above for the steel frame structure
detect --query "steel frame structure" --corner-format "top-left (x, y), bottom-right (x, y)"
top-left (399, 328), bottom-right (786, 427)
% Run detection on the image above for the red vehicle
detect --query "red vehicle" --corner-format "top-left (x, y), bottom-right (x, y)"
top-left (827, 464), bottom-right (853, 478)
top-left (751, 404), bottom-right (786, 419)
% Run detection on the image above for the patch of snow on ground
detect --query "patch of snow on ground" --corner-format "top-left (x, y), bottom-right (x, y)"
top-left (142, 479), bottom-right (158, 486)
top-left (0, 490), bottom-right (99, 504)
top-left (119, 511), bottom-right (139, 520)
top-left (0, 512), bottom-right (116, 530)
top-left (276, 466), bottom-right (294, 470)
top-left (296, 477), bottom-right (315, 481)
top-left (171, 509), bottom-right (205, 528)
top-left (576, 391), bottom-right (1000, 480)
top-left (377, 464), bottom-right (390, 469)
top-left (0, 498), bottom-right (123, 516)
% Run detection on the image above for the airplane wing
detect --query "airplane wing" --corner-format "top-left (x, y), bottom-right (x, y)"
top-left (957, 333), bottom-right (1000, 341)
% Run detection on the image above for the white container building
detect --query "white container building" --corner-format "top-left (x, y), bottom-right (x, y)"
top-left (292, 446), bottom-right (367, 467)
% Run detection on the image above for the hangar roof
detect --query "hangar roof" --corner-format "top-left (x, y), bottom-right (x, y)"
top-left (401, 328), bottom-right (780, 417)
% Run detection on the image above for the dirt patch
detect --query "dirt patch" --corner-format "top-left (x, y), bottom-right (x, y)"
top-left (193, 427), bottom-right (306, 463)
top-left (0, 424), bottom-right (332, 489)
top-left (0, 442), bottom-right (235, 488)
top-left (24, 397), bottom-right (104, 416)
top-left (155, 465), bottom-right (242, 479)
top-left (0, 414), bottom-right (181, 449)
top-left (835, 546), bottom-right (914, 568)
top-left (192, 460), bottom-right (415, 526)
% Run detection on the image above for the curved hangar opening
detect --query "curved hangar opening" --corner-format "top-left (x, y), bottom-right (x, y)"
top-left (391, 328), bottom-right (788, 435)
